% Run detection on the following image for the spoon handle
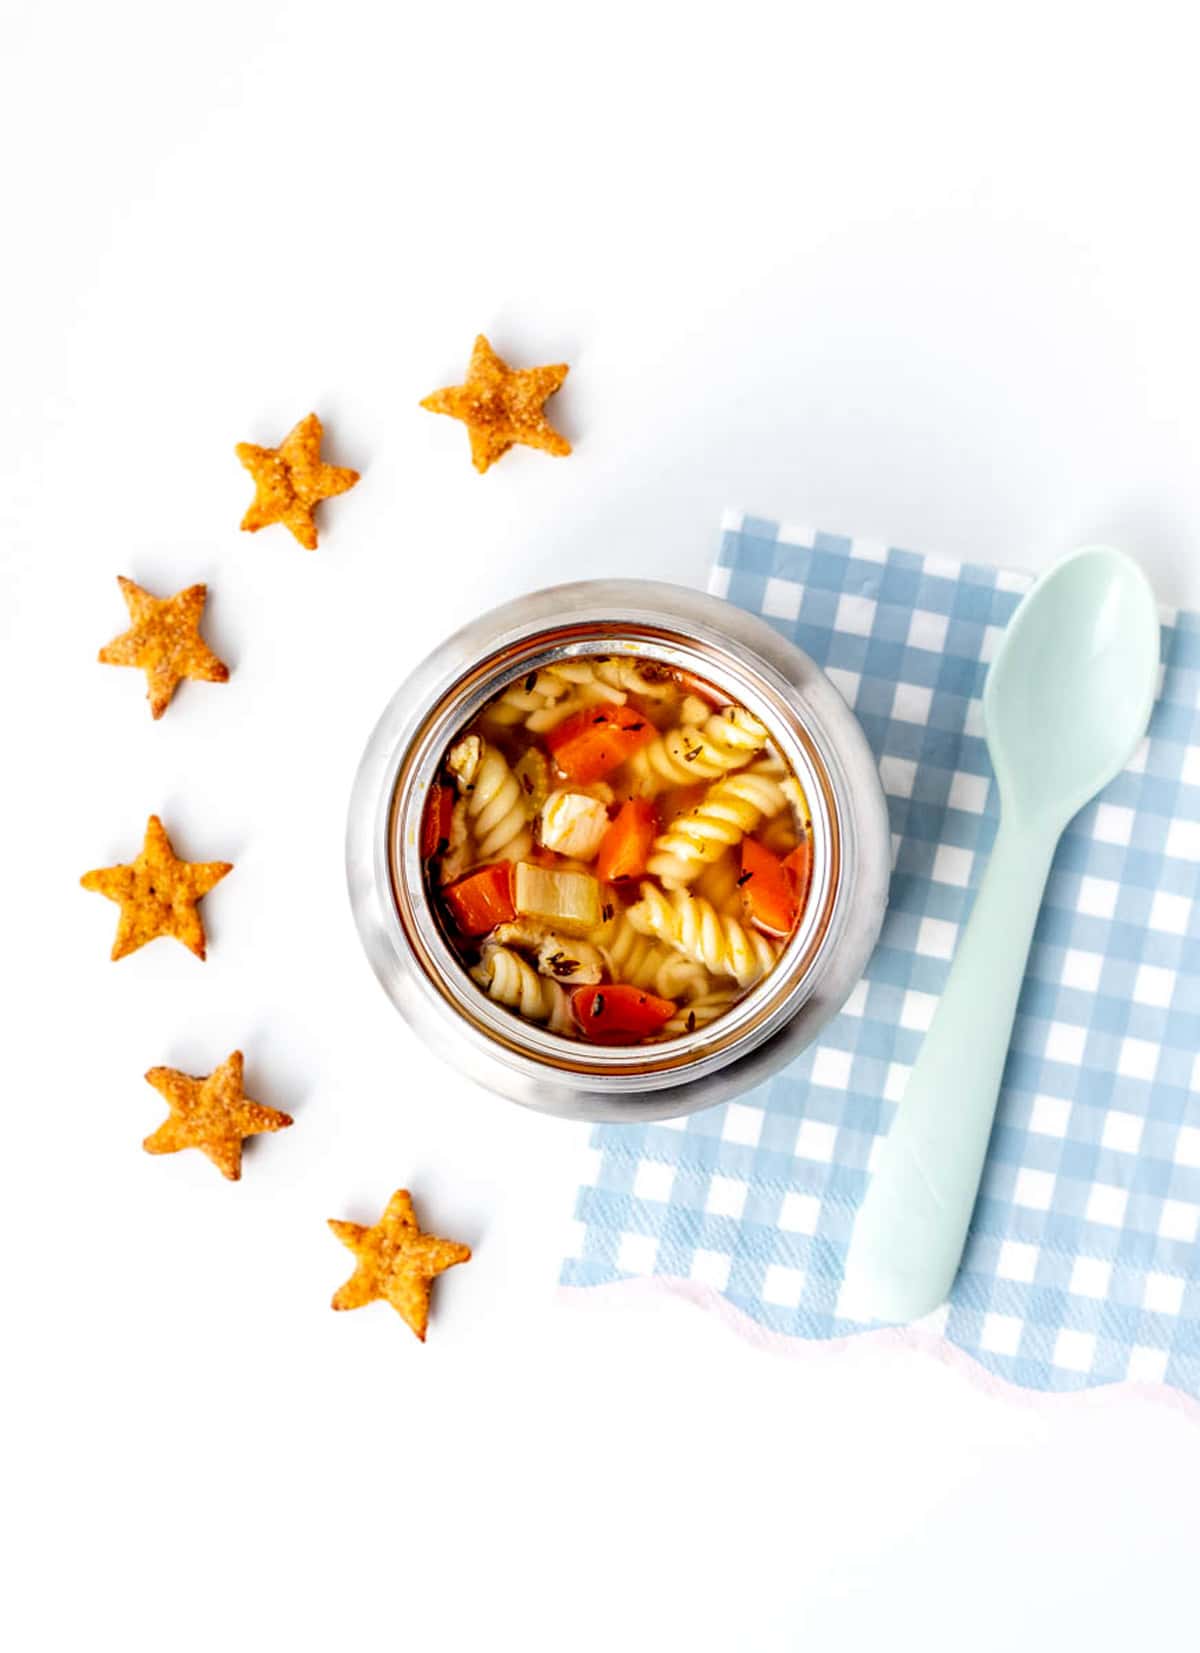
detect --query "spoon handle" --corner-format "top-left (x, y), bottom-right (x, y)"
top-left (844, 816), bottom-right (1057, 1322)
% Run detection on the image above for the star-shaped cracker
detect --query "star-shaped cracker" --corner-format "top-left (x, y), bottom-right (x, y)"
top-left (236, 412), bottom-right (360, 550)
top-left (143, 1050), bottom-right (292, 1180)
top-left (329, 1189), bottom-right (471, 1340)
top-left (421, 334), bottom-right (571, 473)
top-left (99, 576), bottom-right (229, 719)
top-left (81, 814), bottom-right (232, 961)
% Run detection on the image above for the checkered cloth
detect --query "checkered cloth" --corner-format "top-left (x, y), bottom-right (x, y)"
top-left (562, 514), bottom-right (1200, 1400)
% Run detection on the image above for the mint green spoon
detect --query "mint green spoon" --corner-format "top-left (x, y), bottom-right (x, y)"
top-left (844, 547), bottom-right (1160, 1323)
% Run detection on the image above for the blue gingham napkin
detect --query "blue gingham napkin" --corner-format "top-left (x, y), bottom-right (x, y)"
top-left (561, 514), bottom-right (1200, 1403)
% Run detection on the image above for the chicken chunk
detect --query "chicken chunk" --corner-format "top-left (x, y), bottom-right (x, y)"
top-left (538, 789), bottom-right (610, 861)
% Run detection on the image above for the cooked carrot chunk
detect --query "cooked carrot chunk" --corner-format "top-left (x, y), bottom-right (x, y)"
top-left (595, 799), bottom-right (658, 883)
top-left (740, 838), bottom-right (799, 936)
top-left (571, 983), bottom-right (676, 1043)
top-left (782, 838), bottom-right (813, 919)
top-left (421, 783), bottom-right (454, 859)
top-left (443, 862), bottom-right (516, 936)
top-left (545, 702), bottom-right (656, 783)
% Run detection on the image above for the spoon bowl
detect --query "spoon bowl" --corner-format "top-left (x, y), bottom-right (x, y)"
top-left (985, 547), bottom-right (1160, 832)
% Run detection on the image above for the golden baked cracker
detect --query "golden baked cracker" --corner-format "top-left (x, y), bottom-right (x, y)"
top-left (81, 814), bottom-right (232, 961)
top-left (99, 576), bottom-right (229, 719)
top-left (329, 1189), bottom-right (471, 1340)
top-left (236, 412), bottom-right (360, 550)
top-left (143, 1050), bottom-right (292, 1181)
top-left (421, 334), bottom-right (571, 473)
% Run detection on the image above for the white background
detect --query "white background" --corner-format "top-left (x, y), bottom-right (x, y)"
top-left (4, 3), bottom-right (1199, 1649)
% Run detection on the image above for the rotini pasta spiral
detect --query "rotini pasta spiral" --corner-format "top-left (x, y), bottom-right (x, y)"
top-left (748, 748), bottom-right (788, 778)
top-left (663, 989), bottom-right (739, 1036)
top-left (627, 882), bottom-right (779, 987)
top-left (480, 666), bottom-right (607, 730)
top-left (542, 657), bottom-right (679, 703)
top-left (524, 684), bottom-right (613, 733)
top-left (471, 946), bottom-right (574, 1032)
top-left (598, 908), bottom-right (710, 1000)
top-left (693, 850), bottom-right (742, 914)
top-left (647, 769), bottom-right (787, 886)
top-left (624, 705), bottom-right (769, 795)
top-left (447, 735), bottom-right (533, 862)
top-left (481, 658), bottom-right (678, 735)
top-left (590, 657), bottom-right (679, 702)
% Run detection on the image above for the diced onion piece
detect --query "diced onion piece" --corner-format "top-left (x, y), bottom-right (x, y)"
top-left (513, 861), bottom-right (602, 937)
top-left (539, 790), bottom-right (610, 861)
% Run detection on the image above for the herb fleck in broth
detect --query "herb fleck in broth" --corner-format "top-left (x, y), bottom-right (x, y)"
top-left (423, 655), bottom-right (814, 1045)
